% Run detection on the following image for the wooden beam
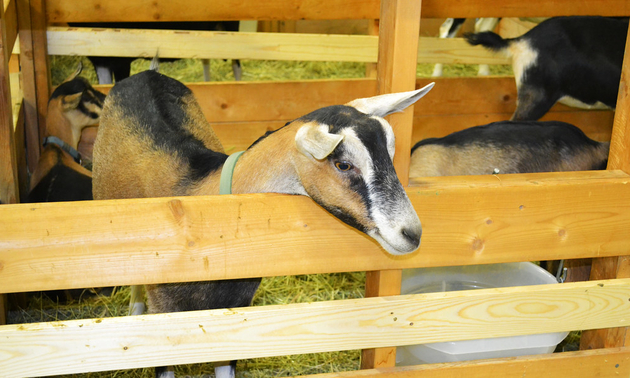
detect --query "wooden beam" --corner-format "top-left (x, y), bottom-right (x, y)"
top-left (17, 0), bottom-right (40, 173)
top-left (30, 0), bottom-right (51, 146)
top-left (580, 14), bottom-right (630, 351)
top-left (84, 77), bottom-right (613, 163)
top-left (46, 0), bottom-right (382, 22)
top-left (305, 348), bottom-right (630, 378)
top-left (44, 0), bottom-right (630, 22)
top-left (3, 171), bottom-right (630, 293)
top-left (4, 0), bottom-right (18, 55)
top-left (363, 0), bottom-right (422, 368)
top-left (420, 0), bottom-right (630, 18)
top-left (0, 0), bottom-right (18, 327)
top-left (0, 0), bottom-right (18, 205)
top-left (47, 27), bottom-right (378, 63)
top-left (1, 278), bottom-right (629, 377)
top-left (46, 27), bottom-right (512, 65)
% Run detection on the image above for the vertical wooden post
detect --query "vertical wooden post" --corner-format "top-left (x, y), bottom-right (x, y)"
top-left (579, 22), bottom-right (630, 351)
top-left (18, 0), bottom-right (49, 174)
top-left (30, 0), bottom-right (50, 140)
top-left (0, 0), bottom-right (19, 325)
top-left (17, 0), bottom-right (38, 173)
top-left (0, 0), bottom-right (19, 205)
top-left (361, 0), bottom-right (422, 369)
top-left (365, 20), bottom-right (379, 78)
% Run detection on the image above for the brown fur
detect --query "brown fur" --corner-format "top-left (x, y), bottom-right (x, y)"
top-left (410, 141), bottom-right (610, 177)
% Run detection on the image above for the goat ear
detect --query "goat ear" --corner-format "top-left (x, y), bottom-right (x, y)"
top-left (61, 92), bottom-right (83, 111)
top-left (346, 82), bottom-right (435, 117)
top-left (62, 61), bottom-right (83, 83)
top-left (295, 124), bottom-right (344, 160)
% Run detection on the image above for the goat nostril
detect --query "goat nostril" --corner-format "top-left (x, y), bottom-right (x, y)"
top-left (401, 228), bottom-right (421, 245)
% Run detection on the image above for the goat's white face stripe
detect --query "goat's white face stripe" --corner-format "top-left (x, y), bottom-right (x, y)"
top-left (338, 128), bottom-right (374, 183)
top-left (337, 121), bottom-right (420, 255)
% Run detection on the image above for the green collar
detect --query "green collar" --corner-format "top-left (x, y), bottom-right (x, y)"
top-left (219, 151), bottom-right (245, 195)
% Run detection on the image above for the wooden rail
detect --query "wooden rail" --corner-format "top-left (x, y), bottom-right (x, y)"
top-left (46, 0), bottom-right (630, 22)
top-left (1, 170), bottom-right (629, 294)
top-left (85, 78), bottom-right (613, 154)
top-left (2, 0), bottom-right (629, 376)
top-left (2, 278), bottom-right (629, 377)
top-left (46, 27), bottom-right (511, 65)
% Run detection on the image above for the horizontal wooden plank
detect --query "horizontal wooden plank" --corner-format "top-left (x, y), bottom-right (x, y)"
top-left (418, 37), bottom-right (509, 65)
top-left (304, 347), bottom-right (630, 378)
top-left (47, 27), bottom-right (378, 62)
top-left (89, 77), bottom-right (613, 153)
top-left (1, 171), bottom-right (630, 293)
top-left (47, 27), bottom-right (510, 65)
top-left (46, 0), bottom-right (382, 22)
top-left (4, 0), bottom-right (17, 55)
top-left (2, 278), bottom-right (629, 377)
top-left (420, 0), bottom-right (630, 18)
top-left (45, 0), bottom-right (630, 22)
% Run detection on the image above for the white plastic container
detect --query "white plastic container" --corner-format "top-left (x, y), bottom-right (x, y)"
top-left (396, 262), bottom-right (568, 366)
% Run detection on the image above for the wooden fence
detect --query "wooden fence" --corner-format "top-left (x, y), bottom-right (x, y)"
top-left (0, 0), bottom-right (629, 377)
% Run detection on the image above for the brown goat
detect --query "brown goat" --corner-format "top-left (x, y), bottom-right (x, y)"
top-left (410, 120), bottom-right (609, 177)
top-left (93, 69), bottom-right (433, 378)
top-left (27, 63), bottom-right (106, 203)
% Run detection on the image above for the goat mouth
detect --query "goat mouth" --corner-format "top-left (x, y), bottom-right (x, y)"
top-left (370, 229), bottom-right (420, 256)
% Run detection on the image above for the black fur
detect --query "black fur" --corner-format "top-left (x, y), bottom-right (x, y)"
top-left (412, 121), bottom-right (601, 150)
top-left (26, 147), bottom-right (92, 203)
top-left (465, 16), bottom-right (628, 120)
top-left (109, 70), bottom-right (228, 182)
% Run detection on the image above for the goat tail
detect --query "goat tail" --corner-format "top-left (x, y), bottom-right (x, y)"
top-left (464, 31), bottom-right (511, 52)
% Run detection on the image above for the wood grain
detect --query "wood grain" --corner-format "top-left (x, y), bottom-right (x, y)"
top-left (580, 16), bottom-right (630, 351)
top-left (1, 278), bottom-right (629, 377)
top-left (362, 0), bottom-right (423, 367)
top-left (0, 0), bottom-right (18, 204)
top-left (17, 0), bottom-right (41, 173)
top-left (30, 0), bottom-right (51, 147)
top-left (1, 171), bottom-right (630, 293)
top-left (44, 0), bottom-right (630, 22)
top-left (303, 347), bottom-right (630, 378)
top-left (4, 0), bottom-right (17, 55)
top-left (47, 26), bottom-right (511, 66)
top-left (47, 27), bottom-right (379, 62)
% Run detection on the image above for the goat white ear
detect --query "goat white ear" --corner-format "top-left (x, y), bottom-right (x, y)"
top-left (346, 82), bottom-right (435, 117)
top-left (295, 124), bottom-right (344, 160)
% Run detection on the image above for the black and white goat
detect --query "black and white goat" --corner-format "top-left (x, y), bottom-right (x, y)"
top-left (70, 21), bottom-right (242, 84)
top-left (465, 16), bottom-right (628, 120)
top-left (93, 69), bottom-right (432, 378)
top-left (410, 120), bottom-right (609, 177)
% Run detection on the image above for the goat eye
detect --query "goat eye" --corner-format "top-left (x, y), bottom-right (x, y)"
top-left (335, 161), bottom-right (353, 172)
